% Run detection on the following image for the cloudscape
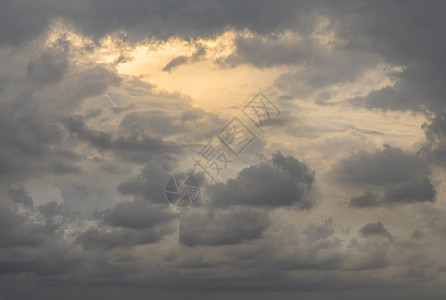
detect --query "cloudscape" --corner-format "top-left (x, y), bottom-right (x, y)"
top-left (1, 1), bottom-right (446, 299)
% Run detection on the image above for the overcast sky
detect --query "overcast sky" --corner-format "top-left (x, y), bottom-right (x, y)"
top-left (1, 1), bottom-right (446, 299)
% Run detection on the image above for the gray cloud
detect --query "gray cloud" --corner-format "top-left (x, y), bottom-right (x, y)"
top-left (7, 186), bottom-right (33, 208)
top-left (419, 110), bottom-right (446, 168)
top-left (0, 112), bottom-right (80, 184)
top-left (1, 1), bottom-right (445, 298)
top-left (62, 114), bottom-right (182, 163)
top-left (330, 145), bottom-right (430, 187)
top-left (26, 37), bottom-right (69, 84)
top-left (349, 191), bottom-right (380, 208)
top-left (117, 156), bottom-right (180, 203)
top-left (303, 218), bottom-right (335, 241)
top-left (207, 152), bottom-right (315, 208)
top-left (76, 226), bottom-right (173, 250)
top-left (329, 1), bottom-right (446, 113)
top-left (0, 0), bottom-right (311, 47)
top-left (76, 199), bottom-right (175, 250)
top-left (100, 201), bottom-right (174, 229)
top-left (335, 145), bottom-right (437, 207)
top-left (383, 176), bottom-right (436, 205)
top-left (163, 46), bottom-right (206, 72)
top-left (358, 222), bottom-right (392, 240)
top-left (118, 107), bottom-right (226, 142)
top-left (179, 207), bottom-right (270, 246)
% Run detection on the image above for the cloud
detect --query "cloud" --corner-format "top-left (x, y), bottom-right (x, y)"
top-left (327, 1), bottom-right (446, 113)
top-left (0, 112), bottom-right (80, 184)
top-left (206, 152), bottom-right (315, 208)
top-left (303, 218), bottom-right (335, 240)
top-left (7, 186), bottom-right (33, 208)
top-left (335, 145), bottom-right (437, 207)
top-left (117, 156), bottom-right (179, 203)
top-left (76, 226), bottom-right (173, 250)
top-left (1, 1), bottom-right (446, 298)
top-left (330, 145), bottom-right (430, 187)
top-left (163, 46), bottom-right (206, 72)
top-left (349, 191), bottom-right (380, 208)
top-left (38, 201), bottom-right (78, 222)
top-left (383, 176), bottom-right (436, 205)
top-left (358, 222), bottom-right (392, 240)
top-left (419, 110), bottom-right (446, 168)
top-left (75, 199), bottom-right (175, 250)
top-left (118, 107), bottom-right (226, 142)
top-left (100, 201), bottom-right (174, 229)
top-left (0, 0), bottom-right (310, 47)
top-left (61, 114), bottom-right (182, 163)
top-left (0, 186), bottom-right (78, 279)
top-left (179, 207), bottom-right (270, 246)
top-left (26, 36), bottom-right (70, 85)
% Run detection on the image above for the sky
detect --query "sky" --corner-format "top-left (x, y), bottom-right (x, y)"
top-left (1, 1), bottom-right (446, 299)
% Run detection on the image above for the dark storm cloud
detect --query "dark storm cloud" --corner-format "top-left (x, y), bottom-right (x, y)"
top-left (274, 49), bottom-right (381, 101)
top-left (349, 191), bottom-right (380, 208)
top-left (62, 114), bottom-right (182, 163)
top-left (0, 0), bottom-right (311, 47)
top-left (5, 38), bottom-right (121, 115)
top-left (383, 176), bottom-right (436, 205)
top-left (116, 152), bottom-right (314, 249)
top-left (348, 177), bottom-right (437, 208)
top-left (207, 152), bottom-right (315, 208)
top-left (223, 34), bottom-right (315, 68)
top-left (358, 222), bottom-right (392, 240)
top-left (303, 218), bottom-right (335, 240)
top-left (76, 197), bottom-right (175, 250)
top-left (52, 65), bottom-right (122, 112)
top-left (420, 110), bottom-right (446, 168)
top-left (0, 112), bottom-right (80, 184)
top-left (0, 0), bottom-right (52, 46)
top-left (7, 186), bottom-right (33, 208)
top-left (119, 107), bottom-right (226, 141)
top-left (221, 27), bottom-right (382, 103)
top-left (0, 35), bottom-right (123, 185)
top-left (0, 0), bottom-right (320, 45)
top-left (26, 37), bottom-right (69, 85)
top-left (0, 195), bottom-right (43, 248)
top-left (424, 110), bottom-right (446, 142)
top-left (117, 156), bottom-right (179, 203)
top-left (179, 207), bottom-right (270, 246)
top-left (327, 1), bottom-right (446, 112)
top-left (100, 201), bottom-right (174, 229)
top-left (211, 1), bottom-right (446, 115)
top-left (2, 0), bottom-right (446, 115)
top-left (331, 145), bottom-right (430, 187)
top-left (0, 187), bottom-right (77, 276)
top-left (38, 201), bottom-right (79, 222)
top-left (76, 226), bottom-right (173, 250)
top-left (334, 145), bottom-right (437, 207)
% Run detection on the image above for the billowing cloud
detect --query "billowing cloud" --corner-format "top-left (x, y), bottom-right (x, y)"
top-left (330, 145), bottom-right (430, 187)
top-left (179, 207), bottom-right (270, 246)
top-left (358, 222), bottom-right (392, 240)
top-left (349, 191), bottom-right (380, 208)
top-left (206, 152), bottom-right (315, 208)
